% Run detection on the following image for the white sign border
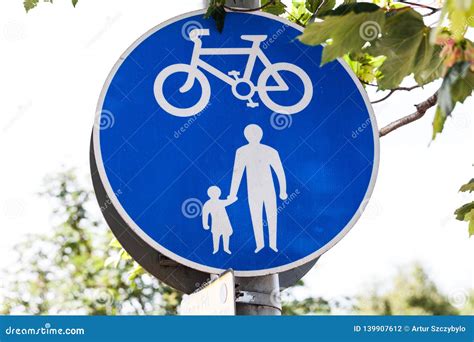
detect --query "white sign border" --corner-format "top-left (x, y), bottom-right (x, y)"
top-left (93, 9), bottom-right (380, 277)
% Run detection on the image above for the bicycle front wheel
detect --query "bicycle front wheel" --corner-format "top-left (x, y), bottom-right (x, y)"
top-left (257, 63), bottom-right (313, 115)
top-left (154, 64), bottom-right (210, 117)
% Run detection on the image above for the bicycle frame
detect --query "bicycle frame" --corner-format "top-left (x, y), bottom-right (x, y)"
top-left (180, 37), bottom-right (288, 93)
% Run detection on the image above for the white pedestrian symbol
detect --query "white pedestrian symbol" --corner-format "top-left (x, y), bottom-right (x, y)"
top-left (154, 29), bottom-right (313, 117)
top-left (228, 124), bottom-right (287, 253)
top-left (202, 186), bottom-right (236, 254)
top-left (199, 124), bottom-right (287, 254)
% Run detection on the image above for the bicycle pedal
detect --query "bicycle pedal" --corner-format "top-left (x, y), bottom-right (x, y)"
top-left (246, 102), bottom-right (259, 108)
top-left (228, 70), bottom-right (240, 78)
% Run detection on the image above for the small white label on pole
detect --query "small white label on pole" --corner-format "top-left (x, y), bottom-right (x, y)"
top-left (180, 270), bottom-right (235, 315)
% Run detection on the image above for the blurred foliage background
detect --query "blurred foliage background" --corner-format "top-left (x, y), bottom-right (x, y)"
top-left (8, 0), bottom-right (474, 316)
top-left (0, 171), bottom-right (472, 315)
top-left (6, 0), bottom-right (473, 316)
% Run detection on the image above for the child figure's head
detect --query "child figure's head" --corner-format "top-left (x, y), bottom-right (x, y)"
top-left (207, 186), bottom-right (221, 199)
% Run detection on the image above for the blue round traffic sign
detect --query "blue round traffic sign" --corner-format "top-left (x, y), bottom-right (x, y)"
top-left (93, 10), bottom-right (379, 276)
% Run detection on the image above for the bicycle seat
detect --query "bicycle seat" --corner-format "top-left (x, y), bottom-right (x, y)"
top-left (189, 28), bottom-right (210, 40)
top-left (240, 35), bottom-right (267, 42)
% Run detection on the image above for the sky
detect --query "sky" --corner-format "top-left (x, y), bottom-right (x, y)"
top-left (0, 0), bottom-right (472, 304)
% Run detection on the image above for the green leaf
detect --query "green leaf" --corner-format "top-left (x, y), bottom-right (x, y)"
top-left (287, 0), bottom-right (312, 26)
top-left (368, 8), bottom-right (440, 90)
top-left (433, 62), bottom-right (474, 138)
top-left (24, 0), bottom-right (39, 12)
top-left (412, 33), bottom-right (444, 85)
top-left (262, 0), bottom-right (286, 16)
top-left (461, 208), bottom-right (474, 237)
top-left (24, 0), bottom-right (78, 11)
top-left (469, 213), bottom-right (474, 237)
top-left (344, 52), bottom-right (385, 83)
top-left (433, 62), bottom-right (474, 139)
top-left (437, 62), bottom-right (470, 116)
top-left (438, 0), bottom-right (474, 40)
top-left (454, 201), bottom-right (474, 221)
top-left (108, 238), bottom-right (122, 249)
top-left (305, 0), bottom-right (336, 17)
top-left (104, 254), bottom-right (120, 268)
top-left (299, 6), bottom-right (385, 64)
top-left (128, 263), bottom-right (145, 282)
top-left (326, 2), bottom-right (380, 16)
top-left (432, 107), bottom-right (447, 139)
top-left (449, 66), bottom-right (474, 106)
top-left (460, 179), bottom-right (474, 193)
top-left (205, 0), bottom-right (226, 33)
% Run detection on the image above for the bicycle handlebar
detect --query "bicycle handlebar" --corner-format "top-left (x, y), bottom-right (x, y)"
top-left (189, 29), bottom-right (210, 40)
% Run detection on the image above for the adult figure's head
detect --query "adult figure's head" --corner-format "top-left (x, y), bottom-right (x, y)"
top-left (244, 124), bottom-right (263, 144)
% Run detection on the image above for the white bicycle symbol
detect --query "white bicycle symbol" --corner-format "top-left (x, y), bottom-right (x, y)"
top-left (154, 29), bottom-right (313, 117)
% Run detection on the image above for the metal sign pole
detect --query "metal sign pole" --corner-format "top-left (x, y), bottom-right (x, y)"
top-left (235, 274), bottom-right (281, 315)
top-left (215, 0), bottom-right (282, 316)
top-left (226, 0), bottom-right (261, 8)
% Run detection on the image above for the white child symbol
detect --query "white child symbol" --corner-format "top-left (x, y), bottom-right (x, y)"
top-left (202, 186), bottom-right (237, 254)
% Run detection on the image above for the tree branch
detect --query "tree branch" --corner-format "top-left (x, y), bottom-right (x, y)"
top-left (371, 85), bottom-right (421, 104)
top-left (361, 81), bottom-right (378, 87)
top-left (308, 0), bottom-right (327, 24)
top-left (396, 0), bottom-right (441, 16)
top-left (284, 10), bottom-right (305, 27)
top-left (379, 93), bottom-right (438, 137)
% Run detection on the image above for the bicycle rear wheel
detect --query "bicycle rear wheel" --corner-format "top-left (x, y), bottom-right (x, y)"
top-left (154, 64), bottom-right (210, 117)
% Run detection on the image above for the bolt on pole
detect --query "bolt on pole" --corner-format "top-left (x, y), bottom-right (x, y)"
top-left (235, 274), bottom-right (281, 315)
